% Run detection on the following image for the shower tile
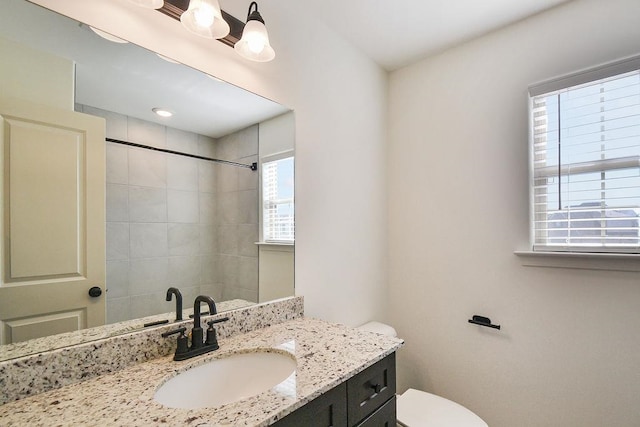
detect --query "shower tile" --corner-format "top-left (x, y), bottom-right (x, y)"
top-left (128, 117), bottom-right (166, 149)
top-left (218, 225), bottom-right (238, 255)
top-left (168, 223), bottom-right (200, 256)
top-left (129, 223), bottom-right (168, 258)
top-left (219, 254), bottom-right (238, 288)
top-left (237, 224), bottom-right (258, 257)
top-left (168, 256), bottom-right (201, 288)
top-left (200, 254), bottom-right (218, 285)
top-left (217, 164), bottom-right (238, 192)
top-left (197, 135), bottom-right (217, 158)
top-left (167, 190), bottom-right (199, 223)
top-left (106, 260), bottom-right (129, 299)
top-left (106, 144), bottom-right (128, 185)
top-left (238, 256), bottom-right (258, 291)
top-left (198, 161), bottom-right (217, 193)
top-left (130, 291), bottom-right (168, 319)
top-left (129, 186), bottom-right (167, 223)
top-left (167, 127), bottom-right (198, 155)
top-left (167, 156), bottom-right (198, 191)
top-left (221, 284), bottom-right (257, 304)
top-left (129, 258), bottom-right (169, 296)
top-left (199, 224), bottom-right (217, 254)
top-left (106, 183), bottom-right (129, 222)
top-left (199, 192), bottom-right (217, 225)
top-left (179, 286), bottom-right (201, 308)
top-left (217, 134), bottom-right (238, 160)
top-left (238, 190), bottom-right (258, 225)
top-left (199, 284), bottom-right (222, 302)
top-left (217, 192), bottom-right (238, 225)
top-left (128, 148), bottom-right (167, 188)
top-left (106, 296), bottom-right (131, 325)
top-left (106, 223), bottom-right (129, 260)
top-left (236, 125), bottom-right (258, 158)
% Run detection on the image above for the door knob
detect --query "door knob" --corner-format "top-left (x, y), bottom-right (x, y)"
top-left (88, 286), bottom-right (103, 298)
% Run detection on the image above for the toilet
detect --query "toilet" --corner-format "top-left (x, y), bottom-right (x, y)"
top-left (358, 322), bottom-right (488, 427)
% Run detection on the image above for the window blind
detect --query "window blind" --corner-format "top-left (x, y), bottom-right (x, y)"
top-left (262, 156), bottom-right (294, 243)
top-left (530, 66), bottom-right (640, 253)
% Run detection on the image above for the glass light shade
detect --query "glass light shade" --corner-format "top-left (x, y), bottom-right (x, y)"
top-left (234, 20), bottom-right (275, 62)
top-left (89, 26), bottom-right (128, 44)
top-left (127, 0), bottom-right (164, 9)
top-left (180, 0), bottom-right (230, 39)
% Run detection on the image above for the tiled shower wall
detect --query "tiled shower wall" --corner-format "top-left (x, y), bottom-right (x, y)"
top-left (76, 105), bottom-right (258, 323)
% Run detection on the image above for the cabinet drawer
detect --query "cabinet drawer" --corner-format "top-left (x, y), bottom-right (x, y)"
top-left (347, 353), bottom-right (396, 425)
top-left (356, 396), bottom-right (396, 427)
top-left (273, 382), bottom-right (347, 427)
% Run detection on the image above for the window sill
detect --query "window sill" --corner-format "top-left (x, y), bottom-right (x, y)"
top-left (255, 242), bottom-right (294, 252)
top-left (514, 250), bottom-right (640, 272)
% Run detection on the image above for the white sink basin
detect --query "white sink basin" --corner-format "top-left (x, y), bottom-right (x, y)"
top-left (154, 351), bottom-right (296, 409)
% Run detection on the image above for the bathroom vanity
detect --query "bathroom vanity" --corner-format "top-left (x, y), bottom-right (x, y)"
top-left (274, 353), bottom-right (396, 426)
top-left (0, 297), bottom-right (403, 426)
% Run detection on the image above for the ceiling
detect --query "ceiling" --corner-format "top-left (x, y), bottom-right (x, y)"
top-left (1, 0), bottom-right (289, 138)
top-left (3, 0), bottom-right (575, 136)
top-left (308, 0), bottom-right (573, 71)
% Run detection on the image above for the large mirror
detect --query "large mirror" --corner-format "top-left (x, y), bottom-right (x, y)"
top-left (0, 0), bottom-right (295, 360)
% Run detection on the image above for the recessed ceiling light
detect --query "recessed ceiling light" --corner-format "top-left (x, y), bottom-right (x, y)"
top-left (89, 26), bottom-right (128, 44)
top-left (157, 54), bottom-right (180, 64)
top-left (152, 108), bottom-right (173, 118)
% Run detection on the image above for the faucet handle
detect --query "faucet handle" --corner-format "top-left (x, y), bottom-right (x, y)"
top-left (161, 327), bottom-right (188, 356)
top-left (161, 327), bottom-right (186, 338)
top-left (205, 317), bottom-right (229, 348)
top-left (207, 317), bottom-right (229, 327)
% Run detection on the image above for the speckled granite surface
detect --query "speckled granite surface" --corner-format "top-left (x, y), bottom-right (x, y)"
top-left (0, 297), bottom-right (302, 405)
top-left (0, 317), bottom-right (403, 426)
top-left (0, 299), bottom-right (256, 362)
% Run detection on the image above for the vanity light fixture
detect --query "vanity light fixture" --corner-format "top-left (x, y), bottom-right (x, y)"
top-left (234, 2), bottom-right (275, 62)
top-left (152, 107), bottom-right (173, 117)
top-left (89, 26), bottom-right (129, 43)
top-left (127, 0), bottom-right (164, 9)
top-left (130, 0), bottom-right (275, 62)
top-left (180, 0), bottom-right (230, 39)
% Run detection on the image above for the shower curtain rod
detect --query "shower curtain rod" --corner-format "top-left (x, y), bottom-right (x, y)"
top-left (106, 138), bottom-right (258, 171)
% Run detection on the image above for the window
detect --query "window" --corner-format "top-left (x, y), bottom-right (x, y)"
top-left (261, 156), bottom-right (294, 243)
top-left (529, 56), bottom-right (640, 253)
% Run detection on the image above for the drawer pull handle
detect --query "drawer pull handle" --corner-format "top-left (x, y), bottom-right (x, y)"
top-left (371, 383), bottom-right (382, 394)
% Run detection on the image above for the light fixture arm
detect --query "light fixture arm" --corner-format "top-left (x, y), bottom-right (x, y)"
top-left (246, 2), bottom-right (264, 24)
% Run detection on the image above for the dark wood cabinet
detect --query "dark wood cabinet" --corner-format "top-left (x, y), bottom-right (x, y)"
top-left (272, 353), bottom-right (396, 427)
top-left (271, 382), bottom-right (348, 427)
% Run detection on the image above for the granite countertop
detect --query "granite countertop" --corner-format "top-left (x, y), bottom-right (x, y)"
top-left (0, 299), bottom-right (256, 362)
top-left (0, 317), bottom-right (403, 426)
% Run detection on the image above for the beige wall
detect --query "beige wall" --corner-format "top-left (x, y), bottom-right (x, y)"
top-left (388, 1), bottom-right (640, 426)
top-left (0, 37), bottom-right (74, 109)
top-left (31, 0), bottom-right (389, 326)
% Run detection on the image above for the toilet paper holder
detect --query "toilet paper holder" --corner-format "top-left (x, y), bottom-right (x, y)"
top-left (468, 315), bottom-right (501, 330)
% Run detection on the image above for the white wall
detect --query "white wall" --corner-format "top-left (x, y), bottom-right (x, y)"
top-left (388, 1), bottom-right (640, 426)
top-left (30, 0), bottom-right (389, 326)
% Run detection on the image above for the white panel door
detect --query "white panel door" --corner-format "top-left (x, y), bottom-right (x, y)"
top-left (0, 97), bottom-right (105, 344)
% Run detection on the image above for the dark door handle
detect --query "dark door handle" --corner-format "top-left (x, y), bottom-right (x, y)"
top-left (88, 286), bottom-right (102, 298)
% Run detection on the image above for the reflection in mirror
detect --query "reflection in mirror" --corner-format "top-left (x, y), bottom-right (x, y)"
top-left (0, 0), bottom-right (294, 360)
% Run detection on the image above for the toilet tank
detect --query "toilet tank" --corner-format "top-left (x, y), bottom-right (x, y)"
top-left (357, 321), bottom-right (397, 337)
